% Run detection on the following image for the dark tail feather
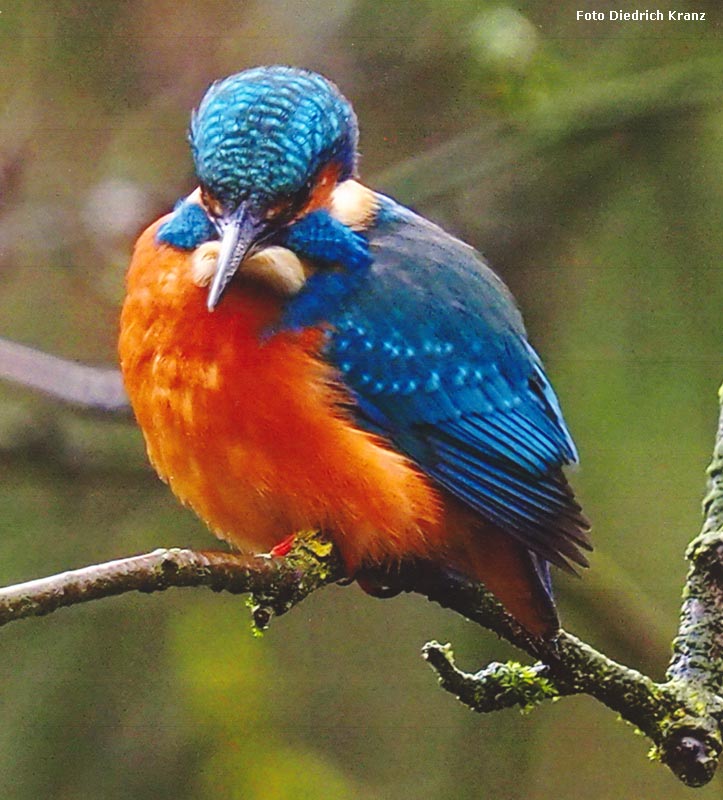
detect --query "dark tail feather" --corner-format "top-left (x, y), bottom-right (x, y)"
top-left (462, 536), bottom-right (559, 638)
top-left (442, 504), bottom-right (560, 637)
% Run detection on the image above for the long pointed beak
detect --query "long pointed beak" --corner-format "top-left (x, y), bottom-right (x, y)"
top-left (207, 205), bottom-right (265, 311)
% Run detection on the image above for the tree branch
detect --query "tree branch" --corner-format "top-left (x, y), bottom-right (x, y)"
top-left (0, 337), bottom-right (129, 414)
top-left (0, 525), bottom-right (720, 786)
top-left (417, 382), bottom-right (723, 788)
top-left (0, 536), bottom-right (345, 633)
top-left (3, 336), bottom-right (723, 786)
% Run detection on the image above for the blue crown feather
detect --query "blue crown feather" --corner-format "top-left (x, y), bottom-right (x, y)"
top-left (190, 66), bottom-right (359, 212)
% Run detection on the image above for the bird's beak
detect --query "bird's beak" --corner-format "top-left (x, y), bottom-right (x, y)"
top-left (207, 204), bottom-right (266, 311)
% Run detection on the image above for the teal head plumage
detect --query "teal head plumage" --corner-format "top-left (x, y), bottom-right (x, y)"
top-left (190, 65), bottom-right (358, 217)
top-left (185, 65), bottom-right (361, 308)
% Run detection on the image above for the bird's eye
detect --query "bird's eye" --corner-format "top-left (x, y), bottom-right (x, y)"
top-left (200, 186), bottom-right (224, 219)
top-left (264, 198), bottom-right (294, 222)
top-left (266, 178), bottom-right (315, 224)
top-left (265, 183), bottom-right (312, 224)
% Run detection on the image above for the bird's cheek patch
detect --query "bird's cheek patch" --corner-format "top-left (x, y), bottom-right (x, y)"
top-left (190, 242), bottom-right (313, 297)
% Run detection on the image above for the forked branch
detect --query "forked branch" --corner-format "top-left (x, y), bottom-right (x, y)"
top-left (2, 341), bottom-right (723, 787)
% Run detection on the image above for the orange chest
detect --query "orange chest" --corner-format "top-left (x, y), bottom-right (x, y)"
top-left (119, 222), bottom-right (441, 566)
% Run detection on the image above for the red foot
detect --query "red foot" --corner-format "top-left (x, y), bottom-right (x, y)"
top-left (270, 534), bottom-right (296, 558)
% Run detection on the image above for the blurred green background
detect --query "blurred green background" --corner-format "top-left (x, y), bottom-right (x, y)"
top-left (1, 1), bottom-right (722, 797)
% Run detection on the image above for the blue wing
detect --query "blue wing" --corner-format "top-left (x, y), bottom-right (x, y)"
top-left (313, 198), bottom-right (590, 571)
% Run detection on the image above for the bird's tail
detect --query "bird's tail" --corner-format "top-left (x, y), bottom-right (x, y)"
top-left (442, 496), bottom-right (560, 638)
top-left (353, 491), bottom-right (563, 637)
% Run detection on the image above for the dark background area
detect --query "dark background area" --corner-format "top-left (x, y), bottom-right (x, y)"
top-left (1, 1), bottom-right (722, 797)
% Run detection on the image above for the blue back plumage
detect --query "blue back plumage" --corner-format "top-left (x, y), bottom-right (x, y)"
top-left (310, 198), bottom-right (589, 570)
top-left (190, 66), bottom-right (358, 213)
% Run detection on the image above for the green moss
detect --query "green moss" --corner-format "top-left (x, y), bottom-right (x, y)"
top-left (478, 661), bottom-right (560, 713)
top-left (245, 531), bottom-right (343, 632)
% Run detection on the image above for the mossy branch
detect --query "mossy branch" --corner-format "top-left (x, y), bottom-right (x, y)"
top-left (0, 521), bottom-right (721, 787)
top-left (416, 383), bottom-right (723, 788)
top-left (0, 536), bottom-right (346, 632)
top-left (3, 339), bottom-right (723, 786)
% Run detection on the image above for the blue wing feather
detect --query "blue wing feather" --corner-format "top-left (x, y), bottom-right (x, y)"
top-left (300, 196), bottom-right (590, 569)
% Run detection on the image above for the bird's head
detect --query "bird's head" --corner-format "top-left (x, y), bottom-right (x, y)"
top-left (189, 65), bottom-right (359, 309)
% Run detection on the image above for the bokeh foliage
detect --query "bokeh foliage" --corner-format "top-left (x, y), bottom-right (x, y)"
top-left (1, 1), bottom-right (722, 797)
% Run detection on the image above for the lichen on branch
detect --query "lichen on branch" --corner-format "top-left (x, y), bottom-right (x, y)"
top-left (419, 382), bottom-right (723, 788)
top-left (2, 342), bottom-right (723, 787)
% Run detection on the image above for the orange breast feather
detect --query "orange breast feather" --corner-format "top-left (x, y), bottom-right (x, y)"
top-left (119, 219), bottom-right (444, 571)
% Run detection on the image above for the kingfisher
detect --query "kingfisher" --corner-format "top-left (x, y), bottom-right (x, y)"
top-left (119, 66), bottom-right (590, 637)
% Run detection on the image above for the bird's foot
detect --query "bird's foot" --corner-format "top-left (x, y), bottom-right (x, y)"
top-left (355, 568), bottom-right (406, 599)
top-left (269, 533), bottom-right (297, 558)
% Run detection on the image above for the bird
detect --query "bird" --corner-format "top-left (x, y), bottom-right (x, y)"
top-left (119, 65), bottom-right (590, 638)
